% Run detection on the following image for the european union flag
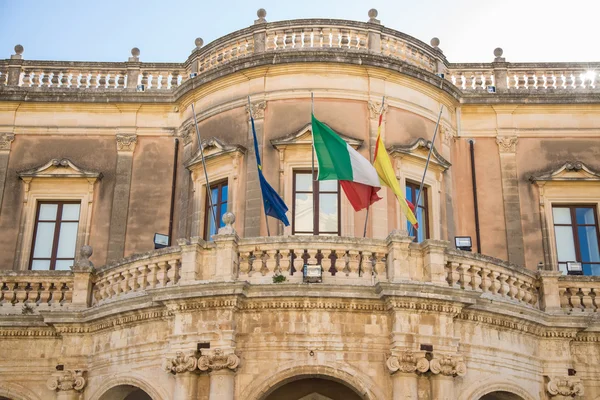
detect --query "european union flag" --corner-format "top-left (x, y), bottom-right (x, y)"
top-left (251, 115), bottom-right (290, 226)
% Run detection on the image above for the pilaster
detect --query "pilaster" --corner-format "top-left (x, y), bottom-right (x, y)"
top-left (107, 134), bottom-right (137, 262)
top-left (386, 352), bottom-right (428, 400)
top-left (46, 370), bottom-right (86, 400)
top-left (165, 351), bottom-right (199, 400)
top-left (0, 133), bottom-right (15, 215)
top-left (386, 231), bottom-right (414, 282)
top-left (212, 213), bottom-right (239, 281)
top-left (178, 124), bottom-right (196, 239)
top-left (198, 349), bottom-right (240, 400)
top-left (244, 101), bottom-right (266, 237)
top-left (71, 246), bottom-right (95, 307)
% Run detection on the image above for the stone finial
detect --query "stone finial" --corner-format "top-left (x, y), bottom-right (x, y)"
top-left (72, 245), bottom-right (94, 272)
top-left (198, 348), bottom-right (240, 372)
top-left (255, 8), bottom-right (267, 24)
top-left (430, 37), bottom-right (440, 49)
top-left (194, 37), bottom-right (204, 50)
top-left (368, 8), bottom-right (380, 24)
top-left (164, 351), bottom-right (198, 374)
top-left (218, 212), bottom-right (236, 235)
top-left (129, 47), bottom-right (140, 62)
top-left (47, 370), bottom-right (86, 392)
top-left (493, 47), bottom-right (505, 62)
top-left (11, 44), bottom-right (24, 60)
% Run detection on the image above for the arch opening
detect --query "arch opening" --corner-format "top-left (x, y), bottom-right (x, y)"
top-left (262, 376), bottom-right (364, 400)
top-left (480, 392), bottom-right (525, 400)
top-left (98, 385), bottom-right (152, 400)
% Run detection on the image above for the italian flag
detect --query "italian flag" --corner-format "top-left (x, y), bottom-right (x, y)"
top-left (372, 113), bottom-right (419, 229)
top-left (311, 114), bottom-right (381, 211)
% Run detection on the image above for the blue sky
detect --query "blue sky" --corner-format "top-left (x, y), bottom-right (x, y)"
top-left (1, 0), bottom-right (599, 64)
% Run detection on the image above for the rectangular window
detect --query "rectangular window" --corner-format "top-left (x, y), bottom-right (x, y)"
top-left (292, 171), bottom-right (340, 235)
top-left (552, 205), bottom-right (600, 275)
top-left (30, 201), bottom-right (81, 271)
top-left (405, 181), bottom-right (429, 242)
top-left (204, 181), bottom-right (228, 240)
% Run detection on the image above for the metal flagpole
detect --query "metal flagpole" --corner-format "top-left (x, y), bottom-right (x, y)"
top-left (363, 96), bottom-right (386, 238)
top-left (191, 103), bottom-right (219, 235)
top-left (311, 92), bottom-right (316, 182)
top-left (248, 96), bottom-right (271, 237)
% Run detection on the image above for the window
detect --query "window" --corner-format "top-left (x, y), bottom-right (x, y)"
top-left (29, 201), bottom-right (81, 270)
top-left (292, 171), bottom-right (340, 235)
top-left (204, 181), bottom-right (228, 240)
top-left (405, 181), bottom-right (429, 242)
top-left (552, 205), bottom-right (600, 275)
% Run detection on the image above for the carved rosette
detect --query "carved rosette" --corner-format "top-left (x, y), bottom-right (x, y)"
top-left (386, 352), bottom-right (429, 374)
top-left (246, 101), bottom-right (266, 120)
top-left (429, 355), bottom-right (467, 377)
top-left (116, 134), bottom-right (138, 152)
top-left (496, 136), bottom-right (518, 153)
top-left (0, 133), bottom-right (15, 151)
top-left (198, 348), bottom-right (240, 372)
top-left (164, 351), bottom-right (198, 374)
top-left (46, 370), bottom-right (86, 392)
top-left (368, 100), bottom-right (389, 120)
top-left (546, 376), bottom-right (584, 397)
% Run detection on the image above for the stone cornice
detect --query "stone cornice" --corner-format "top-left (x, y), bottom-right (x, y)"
top-left (18, 158), bottom-right (102, 180)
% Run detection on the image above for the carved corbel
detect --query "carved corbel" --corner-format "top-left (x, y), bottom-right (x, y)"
top-left (386, 351), bottom-right (429, 374)
top-left (116, 134), bottom-right (138, 152)
top-left (198, 348), bottom-right (240, 372)
top-left (368, 100), bottom-right (389, 120)
top-left (246, 101), bottom-right (266, 120)
top-left (546, 376), bottom-right (584, 397)
top-left (0, 133), bottom-right (15, 151)
top-left (164, 351), bottom-right (198, 374)
top-left (496, 136), bottom-right (518, 153)
top-left (46, 369), bottom-right (87, 392)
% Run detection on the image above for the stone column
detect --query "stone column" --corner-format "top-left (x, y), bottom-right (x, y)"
top-left (421, 240), bottom-right (449, 285)
top-left (165, 352), bottom-right (199, 400)
top-left (107, 134), bottom-right (137, 262)
top-left (212, 213), bottom-right (239, 281)
top-left (71, 246), bottom-right (95, 307)
top-left (253, 9), bottom-right (267, 53)
top-left (366, 9), bottom-right (381, 54)
top-left (368, 100), bottom-right (389, 239)
top-left (208, 370), bottom-right (235, 400)
top-left (386, 352), bottom-right (428, 400)
top-left (125, 48), bottom-right (141, 89)
top-left (429, 354), bottom-right (466, 400)
top-left (198, 349), bottom-right (240, 400)
top-left (386, 231), bottom-right (414, 282)
top-left (46, 370), bottom-right (86, 400)
top-left (491, 48), bottom-right (508, 92)
top-left (0, 133), bottom-right (15, 214)
top-left (244, 101), bottom-right (266, 237)
top-left (178, 236), bottom-right (203, 282)
top-left (538, 271), bottom-right (564, 312)
top-left (496, 136), bottom-right (526, 266)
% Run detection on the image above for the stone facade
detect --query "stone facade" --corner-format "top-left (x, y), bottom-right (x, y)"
top-left (0, 8), bottom-right (599, 400)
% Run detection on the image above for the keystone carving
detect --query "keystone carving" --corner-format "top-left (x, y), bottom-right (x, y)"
top-left (116, 134), bottom-right (138, 152)
top-left (386, 351), bottom-right (429, 374)
top-left (198, 348), bottom-right (240, 372)
top-left (496, 136), bottom-right (518, 153)
top-left (246, 101), bottom-right (266, 120)
top-left (0, 133), bottom-right (15, 151)
top-left (164, 351), bottom-right (198, 374)
top-left (368, 100), bottom-right (389, 119)
top-left (546, 376), bottom-right (584, 397)
top-left (46, 369), bottom-right (86, 392)
top-left (429, 354), bottom-right (467, 377)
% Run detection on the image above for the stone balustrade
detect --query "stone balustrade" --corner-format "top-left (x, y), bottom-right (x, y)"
top-left (558, 275), bottom-right (600, 312)
top-left (0, 270), bottom-right (73, 310)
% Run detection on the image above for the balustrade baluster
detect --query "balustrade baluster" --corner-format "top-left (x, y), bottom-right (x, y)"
top-left (275, 30), bottom-right (285, 49)
top-left (15, 283), bottom-right (28, 304)
top-left (506, 277), bottom-right (518, 299)
top-left (61, 282), bottom-right (72, 304)
top-left (279, 249), bottom-right (291, 275)
top-left (303, 30), bottom-right (312, 48)
top-left (167, 259), bottom-right (180, 285)
top-left (137, 265), bottom-right (149, 290)
top-left (239, 251), bottom-right (251, 277)
top-left (39, 281), bottom-right (52, 305)
top-left (581, 288), bottom-right (594, 311)
top-left (374, 253), bottom-right (386, 279)
top-left (360, 251), bottom-right (373, 278)
top-left (265, 250), bottom-right (278, 275)
top-left (170, 72), bottom-right (179, 88)
top-left (347, 250), bottom-right (360, 277)
top-left (320, 250), bottom-right (332, 275)
top-left (157, 261), bottom-right (169, 286)
top-left (498, 274), bottom-right (509, 296)
top-left (459, 263), bottom-right (471, 289)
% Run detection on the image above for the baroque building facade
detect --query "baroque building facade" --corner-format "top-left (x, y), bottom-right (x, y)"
top-left (0, 8), bottom-right (599, 400)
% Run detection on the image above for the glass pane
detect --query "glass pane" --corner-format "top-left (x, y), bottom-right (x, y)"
top-left (578, 226), bottom-right (600, 262)
top-left (416, 208), bottom-right (425, 242)
top-left (221, 185), bottom-right (228, 202)
top-left (61, 204), bottom-right (80, 221)
top-left (554, 226), bottom-right (577, 262)
top-left (586, 264), bottom-right (600, 276)
top-left (33, 222), bottom-right (56, 258)
top-left (295, 174), bottom-right (313, 191)
top-left (320, 180), bottom-right (338, 192)
top-left (219, 203), bottom-right (227, 228)
top-left (294, 193), bottom-right (313, 232)
top-left (405, 186), bottom-right (413, 203)
top-left (416, 189), bottom-right (425, 207)
top-left (319, 193), bottom-right (338, 232)
top-left (55, 260), bottom-right (74, 271)
top-left (31, 260), bottom-right (51, 270)
top-left (576, 207), bottom-right (596, 225)
top-left (558, 263), bottom-right (568, 275)
top-left (552, 207), bottom-right (572, 224)
top-left (56, 222), bottom-right (78, 258)
top-left (39, 204), bottom-right (58, 221)
top-left (206, 206), bottom-right (218, 239)
top-left (209, 187), bottom-right (218, 204)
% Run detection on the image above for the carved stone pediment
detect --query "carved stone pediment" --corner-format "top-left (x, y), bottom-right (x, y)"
top-left (185, 137), bottom-right (246, 169)
top-left (388, 138), bottom-right (451, 171)
top-left (529, 161), bottom-right (600, 183)
top-left (18, 158), bottom-right (102, 181)
top-left (271, 123), bottom-right (363, 150)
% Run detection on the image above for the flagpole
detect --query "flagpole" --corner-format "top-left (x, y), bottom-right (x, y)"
top-left (248, 96), bottom-right (271, 237)
top-left (311, 92), bottom-right (316, 182)
top-left (191, 103), bottom-right (219, 235)
top-left (363, 96), bottom-right (386, 238)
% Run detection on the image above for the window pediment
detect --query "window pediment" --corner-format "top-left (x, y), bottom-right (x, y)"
top-left (185, 137), bottom-right (246, 170)
top-left (271, 123), bottom-right (363, 150)
top-left (18, 158), bottom-right (102, 181)
top-left (388, 138), bottom-right (451, 171)
top-left (529, 161), bottom-right (600, 184)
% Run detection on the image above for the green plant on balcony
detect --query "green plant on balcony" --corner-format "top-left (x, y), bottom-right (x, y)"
top-left (273, 274), bottom-right (287, 283)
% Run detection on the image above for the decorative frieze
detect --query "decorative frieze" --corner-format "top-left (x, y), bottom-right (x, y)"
top-left (368, 100), bottom-right (388, 119)
top-left (429, 354), bottom-right (467, 377)
top-left (496, 136), bottom-right (518, 153)
top-left (165, 351), bottom-right (198, 374)
top-left (386, 351), bottom-right (429, 374)
top-left (246, 101), bottom-right (266, 120)
top-left (198, 348), bottom-right (240, 372)
top-left (546, 376), bottom-right (584, 397)
top-left (46, 370), bottom-right (86, 392)
top-left (0, 133), bottom-right (15, 151)
top-left (116, 134), bottom-right (138, 152)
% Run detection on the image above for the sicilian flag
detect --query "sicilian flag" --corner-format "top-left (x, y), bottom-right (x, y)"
top-left (372, 113), bottom-right (419, 229)
top-left (311, 114), bottom-right (381, 211)
top-left (251, 115), bottom-right (290, 226)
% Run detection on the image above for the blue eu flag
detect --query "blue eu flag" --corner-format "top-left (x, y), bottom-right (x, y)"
top-left (251, 116), bottom-right (290, 226)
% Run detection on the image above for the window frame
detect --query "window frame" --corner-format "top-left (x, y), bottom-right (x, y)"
top-left (203, 180), bottom-right (229, 240)
top-left (292, 170), bottom-right (341, 236)
top-left (405, 180), bottom-right (430, 242)
top-left (29, 200), bottom-right (82, 271)
top-left (552, 204), bottom-right (600, 274)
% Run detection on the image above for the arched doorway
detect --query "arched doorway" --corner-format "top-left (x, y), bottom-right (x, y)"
top-left (480, 392), bottom-right (525, 400)
top-left (264, 377), bottom-right (363, 400)
top-left (98, 385), bottom-right (152, 400)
